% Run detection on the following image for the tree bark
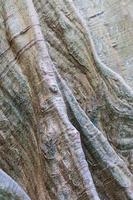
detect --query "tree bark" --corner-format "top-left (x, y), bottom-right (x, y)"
top-left (0, 0), bottom-right (133, 199)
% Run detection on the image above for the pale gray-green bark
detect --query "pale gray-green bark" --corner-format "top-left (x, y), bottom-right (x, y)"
top-left (0, 0), bottom-right (133, 199)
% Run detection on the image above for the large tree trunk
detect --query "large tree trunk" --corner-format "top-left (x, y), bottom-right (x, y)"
top-left (0, 0), bottom-right (133, 199)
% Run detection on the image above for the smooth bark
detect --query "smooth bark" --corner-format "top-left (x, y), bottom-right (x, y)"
top-left (0, 0), bottom-right (133, 199)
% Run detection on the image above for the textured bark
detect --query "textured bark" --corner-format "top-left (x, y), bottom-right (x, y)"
top-left (0, 0), bottom-right (133, 200)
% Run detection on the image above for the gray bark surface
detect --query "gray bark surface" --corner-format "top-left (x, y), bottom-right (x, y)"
top-left (0, 0), bottom-right (133, 199)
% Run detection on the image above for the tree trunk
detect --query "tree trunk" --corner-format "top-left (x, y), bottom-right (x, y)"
top-left (0, 0), bottom-right (133, 199)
